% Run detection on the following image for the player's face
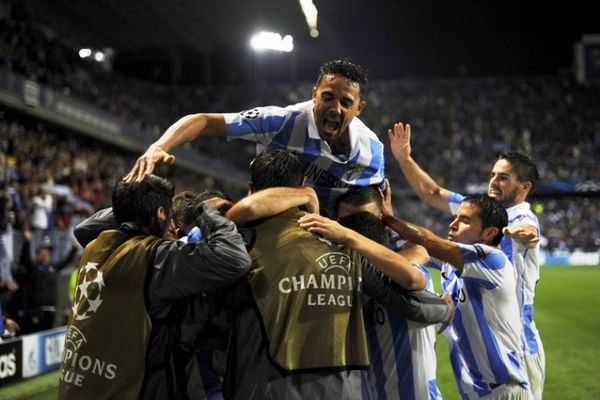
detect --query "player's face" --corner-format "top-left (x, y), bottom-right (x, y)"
top-left (312, 74), bottom-right (365, 145)
top-left (337, 201), bottom-right (381, 219)
top-left (488, 159), bottom-right (521, 208)
top-left (447, 202), bottom-right (485, 245)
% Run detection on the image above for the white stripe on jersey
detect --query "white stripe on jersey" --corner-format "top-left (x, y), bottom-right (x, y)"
top-left (441, 243), bottom-right (528, 399)
top-left (223, 101), bottom-right (385, 211)
top-left (362, 265), bottom-right (442, 400)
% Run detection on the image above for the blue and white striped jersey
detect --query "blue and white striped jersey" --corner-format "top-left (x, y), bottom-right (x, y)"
top-left (441, 243), bottom-right (528, 399)
top-left (224, 101), bottom-right (385, 212)
top-left (362, 264), bottom-right (442, 400)
top-left (502, 202), bottom-right (542, 356)
top-left (448, 193), bottom-right (543, 357)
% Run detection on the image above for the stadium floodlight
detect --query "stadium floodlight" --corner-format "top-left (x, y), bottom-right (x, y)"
top-left (78, 48), bottom-right (92, 58)
top-left (250, 31), bottom-right (294, 53)
top-left (93, 51), bottom-right (105, 62)
top-left (299, 0), bottom-right (318, 37)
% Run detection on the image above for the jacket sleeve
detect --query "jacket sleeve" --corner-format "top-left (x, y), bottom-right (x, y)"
top-left (148, 204), bottom-right (252, 311)
top-left (73, 208), bottom-right (117, 247)
top-left (361, 259), bottom-right (449, 324)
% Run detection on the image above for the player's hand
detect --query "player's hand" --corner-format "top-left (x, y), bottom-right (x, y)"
top-left (380, 178), bottom-right (394, 218)
top-left (124, 145), bottom-right (176, 183)
top-left (301, 187), bottom-right (320, 215)
top-left (437, 292), bottom-right (454, 334)
top-left (502, 225), bottom-right (539, 247)
top-left (298, 213), bottom-right (350, 245)
top-left (388, 122), bottom-right (412, 162)
top-left (203, 197), bottom-right (234, 215)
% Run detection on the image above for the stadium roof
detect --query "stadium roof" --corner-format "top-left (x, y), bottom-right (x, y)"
top-left (21, 0), bottom-right (598, 83)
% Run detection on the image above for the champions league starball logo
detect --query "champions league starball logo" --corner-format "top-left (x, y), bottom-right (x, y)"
top-left (240, 108), bottom-right (261, 120)
top-left (72, 262), bottom-right (105, 321)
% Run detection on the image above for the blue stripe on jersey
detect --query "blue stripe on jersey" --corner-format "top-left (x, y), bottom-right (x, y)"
top-left (499, 235), bottom-right (514, 263)
top-left (270, 112), bottom-right (301, 148)
top-left (448, 192), bottom-right (465, 207)
top-left (196, 351), bottom-right (224, 400)
top-left (361, 369), bottom-right (375, 400)
top-left (365, 302), bottom-right (388, 400)
top-left (464, 282), bottom-right (513, 385)
top-left (388, 311), bottom-right (414, 399)
top-left (303, 131), bottom-right (322, 156)
top-left (227, 113), bottom-right (286, 138)
top-left (462, 276), bottom-right (498, 290)
top-left (355, 139), bottom-right (385, 186)
top-left (523, 304), bottom-right (540, 353)
top-left (428, 379), bottom-right (443, 400)
top-left (448, 338), bottom-right (479, 399)
top-left (461, 246), bottom-right (506, 270)
top-left (452, 304), bottom-right (490, 397)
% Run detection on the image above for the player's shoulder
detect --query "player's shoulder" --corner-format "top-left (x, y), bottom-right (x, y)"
top-left (461, 243), bottom-right (509, 267)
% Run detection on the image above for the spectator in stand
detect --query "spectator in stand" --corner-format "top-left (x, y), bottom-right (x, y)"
top-left (19, 229), bottom-right (79, 333)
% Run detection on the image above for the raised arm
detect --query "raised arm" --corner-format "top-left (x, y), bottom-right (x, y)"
top-left (225, 187), bottom-right (319, 225)
top-left (382, 213), bottom-right (465, 270)
top-left (298, 214), bottom-right (426, 290)
top-left (125, 113), bottom-right (226, 182)
top-left (388, 122), bottom-right (452, 213)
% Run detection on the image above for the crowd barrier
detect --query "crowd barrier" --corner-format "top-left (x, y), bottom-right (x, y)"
top-left (0, 326), bottom-right (66, 387)
top-left (540, 251), bottom-right (599, 266)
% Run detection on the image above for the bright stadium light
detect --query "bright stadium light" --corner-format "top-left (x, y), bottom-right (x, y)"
top-left (78, 48), bottom-right (92, 58)
top-left (250, 31), bottom-right (294, 53)
top-left (93, 51), bottom-right (105, 62)
top-left (299, 0), bottom-right (318, 37)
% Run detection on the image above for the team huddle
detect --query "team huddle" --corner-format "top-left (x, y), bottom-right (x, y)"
top-left (58, 59), bottom-right (544, 400)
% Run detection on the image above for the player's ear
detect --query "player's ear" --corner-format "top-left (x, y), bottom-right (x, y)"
top-left (356, 99), bottom-right (367, 116)
top-left (482, 226), bottom-right (500, 244)
top-left (311, 86), bottom-right (318, 100)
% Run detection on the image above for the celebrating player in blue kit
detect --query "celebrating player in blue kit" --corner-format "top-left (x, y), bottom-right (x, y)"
top-left (125, 58), bottom-right (385, 214)
top-left (383, 195), bottom-right (530, 399)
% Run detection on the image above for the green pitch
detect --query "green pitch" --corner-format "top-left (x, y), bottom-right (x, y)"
top-left (2, 265), bottom-right (600, 399)
top-left (431, 265), bottom-right (600, 400)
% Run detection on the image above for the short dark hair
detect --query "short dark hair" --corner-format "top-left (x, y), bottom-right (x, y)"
top-left (498, 151), bottom-right (539, 195)
top-left (338, 211), bottom-right (387, 245)
top-left (112, 175), bottom-right (175, 227)
top-left (335, 186), bottom-right (382, 217)
top-left (197, 190), bottom-right (232, 203)
top-left (463, 195), bottom-right (508, 246)
top-left (317, 58), bottom-right (368, 90)
top-left (250, 149), bottom-right (304, 191)
top-left (172, 191), bottom-right (199, 230)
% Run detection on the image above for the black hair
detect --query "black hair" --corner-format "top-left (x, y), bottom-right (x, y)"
top-left (334, 186), bottom-right (382, 217)
top-left (463, 195), bottom-right (508, 246)
top-left (317, 58), bottom-right (368, 90)
top-left (112, 175), bottom-right (175, 230)
top-left (250, 149), bottom-right (304, 191)
top-left (338, 211), bottom-right (387, 245)
top-left (172, 190), bottom-right (199, 230)
top-left (197, 190), bottom-right (232, 203)
top-left (497, 151), bottom-right (539, 195)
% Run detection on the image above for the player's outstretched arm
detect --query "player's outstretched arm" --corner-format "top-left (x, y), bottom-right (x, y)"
top-left (226, 187), bottom-right (319, 225)
top-left (298, 213), bottom-right (426, 290)
top-left (503, 223), bottom-right (540, 247)
top-left (388, 122), bottom-right (452, 213)
top-left (382, 214), bottom-right (464, 270)
top-left (124, 113), bottom-right (227, 183)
